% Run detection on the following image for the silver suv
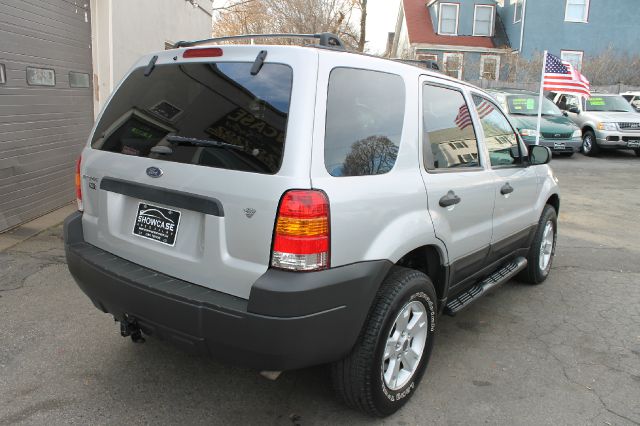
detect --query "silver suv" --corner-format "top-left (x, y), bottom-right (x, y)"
top-left (551, 92), bottom-right (640, 157)
top-left (64, 33), bottom-right (560, 417)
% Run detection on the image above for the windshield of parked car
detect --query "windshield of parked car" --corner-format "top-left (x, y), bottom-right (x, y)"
top-left (506, 95), bottom-right (562, 116)
top-left (584, 95), bottom-right (634, 112)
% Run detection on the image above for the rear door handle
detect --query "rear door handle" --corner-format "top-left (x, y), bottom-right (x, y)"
top-left (501, 183), bottom-right (514, 195)
top-left (439, 190), bottom-right (461, 207)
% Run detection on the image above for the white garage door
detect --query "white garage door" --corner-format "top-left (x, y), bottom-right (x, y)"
top-left (0, 0), bottom-right (93, 232)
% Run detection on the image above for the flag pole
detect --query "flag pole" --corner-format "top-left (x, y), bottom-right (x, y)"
top-left (535, 50), bottom-right (548, 146)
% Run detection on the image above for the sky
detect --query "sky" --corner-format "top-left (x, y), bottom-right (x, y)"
top-left (365, 0), bottom-right (401, 54)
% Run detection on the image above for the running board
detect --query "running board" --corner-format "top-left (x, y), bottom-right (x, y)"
top-left (444, 256), bottom-right (528, 316)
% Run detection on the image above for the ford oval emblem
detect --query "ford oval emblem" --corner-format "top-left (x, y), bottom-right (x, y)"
top-left (146, 167), bottom-right (163, 178)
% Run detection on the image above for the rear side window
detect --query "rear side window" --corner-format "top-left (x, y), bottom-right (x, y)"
top-left (91, 62), bottom-right (293, 174)
top-left (324, 68), bottom-right (405, 177)
top-left (422, 84), bottom-right (480, 170)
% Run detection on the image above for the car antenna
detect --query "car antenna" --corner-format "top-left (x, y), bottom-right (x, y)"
top-left (250, 50), bottom-right (268, 75)
top-left (144, 55), bottom-right (158, 77)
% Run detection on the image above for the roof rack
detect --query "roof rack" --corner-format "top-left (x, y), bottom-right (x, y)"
top-left (174, 32), bottom-right (346, 50)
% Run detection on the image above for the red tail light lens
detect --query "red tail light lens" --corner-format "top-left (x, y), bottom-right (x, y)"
top-left (183, 48), bottom-right (223, 58)
top-left (271, 190), bottom-right (330, 271)
top-left (75, 155), bottom-right (83, 212)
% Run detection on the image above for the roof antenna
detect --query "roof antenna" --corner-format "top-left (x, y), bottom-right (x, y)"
top-left (250, 50), bottom-right (268, 76)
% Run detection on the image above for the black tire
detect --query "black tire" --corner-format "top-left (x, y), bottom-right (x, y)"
top-left (582, 130), bottom-right (600, 156)
top-left (517, 204), bottom-right (557, 284)
top-left (331, 267), bottom-right (437, 417)
top-left (635, 149), bottom-right (640, 157)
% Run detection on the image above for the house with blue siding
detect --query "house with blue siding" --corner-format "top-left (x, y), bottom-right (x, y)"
top-left (391, 0), bottom-right (511, 81)
top-left (498, 0), bottom-right (639, 71)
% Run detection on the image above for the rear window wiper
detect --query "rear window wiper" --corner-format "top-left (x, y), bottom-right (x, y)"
top-left (166, 135), bottom-right (243, 150)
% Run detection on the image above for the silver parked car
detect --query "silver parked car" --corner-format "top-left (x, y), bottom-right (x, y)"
top-left (551, 92), bottom-right (640, 157)
top-left (64, 33), bottom-right (560, 417)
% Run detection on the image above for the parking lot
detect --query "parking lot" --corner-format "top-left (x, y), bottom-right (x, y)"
top-left (1, 151), bottom-right (639, 425)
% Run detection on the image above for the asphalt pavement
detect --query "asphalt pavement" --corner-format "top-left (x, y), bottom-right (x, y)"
top-left (1, 150), bottom-right (639, 425)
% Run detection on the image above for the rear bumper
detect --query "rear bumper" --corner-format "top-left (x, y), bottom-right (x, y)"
top-left (64, 212), bottom-right (391, 370)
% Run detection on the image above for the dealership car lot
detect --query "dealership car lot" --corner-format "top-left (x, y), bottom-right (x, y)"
top-left (1, 151), bottom-right (639, 425)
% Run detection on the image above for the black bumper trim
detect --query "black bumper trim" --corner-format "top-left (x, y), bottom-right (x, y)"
top-left (63, 212), bottom-right (391, 370)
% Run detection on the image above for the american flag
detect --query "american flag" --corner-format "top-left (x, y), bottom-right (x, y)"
top-left (542, 53), bottom-right (590, 97)
top-left (454, 99), bottom-right (494, 130)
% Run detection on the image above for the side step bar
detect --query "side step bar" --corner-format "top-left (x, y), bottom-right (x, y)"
top-left (444, 256), bottom-right (528, 316)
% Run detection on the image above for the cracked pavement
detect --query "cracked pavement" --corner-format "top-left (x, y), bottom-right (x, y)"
top-left (1, 151), bottom-right (639, 425)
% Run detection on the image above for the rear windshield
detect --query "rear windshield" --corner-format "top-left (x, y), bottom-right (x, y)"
top-left (91, 62), bottom-right (293, 174)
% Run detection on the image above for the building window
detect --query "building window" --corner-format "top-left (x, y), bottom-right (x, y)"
top-left (0, 64), bottom-right (6, 84)
top-left (480, 55), bottom-right (500, 80)
top-left (473, 5), bottom-right (495, 36)
top-left (26, 67), bottom-right (55, 86)
top-left (443, 52), bottom-right (463, 79)
top-left (438, 3), bottom-right (459, 35)
top-left (69, 71), bottom-right (90, 88)
top-left (514, 0), bottom-right (523, 23)
top-left (561, 50), bottom-right (584, 71)
top-left (565, 0), bottom-right (589, 22)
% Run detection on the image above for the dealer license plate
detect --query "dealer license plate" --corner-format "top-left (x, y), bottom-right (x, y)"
top-left (627, 140), bottom-right (640, 148)
top-left (133, 203), bottom-right (181, 246)
top-left (553, 142), bottom-right (566, 150)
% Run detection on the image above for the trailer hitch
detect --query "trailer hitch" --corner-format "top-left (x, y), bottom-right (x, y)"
top-left (119, 315), bottom-right (145, 343)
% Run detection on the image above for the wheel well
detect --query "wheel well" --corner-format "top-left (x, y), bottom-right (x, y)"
top-left (547, 194), bottom-right (560, 214)
top-left (396, 246), bottom-right (446, 300)
top-left (582, 125), bottom-right (594, 135)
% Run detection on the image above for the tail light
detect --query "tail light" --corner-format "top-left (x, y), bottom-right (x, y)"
top-left (75, 155), bottom-right (83, 211)
top-left (271, 190), bottom-right (330, 271)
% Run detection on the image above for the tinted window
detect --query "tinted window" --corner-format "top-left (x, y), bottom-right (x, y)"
top-left (69, 71), bottom-right (90, 88)
top-left (324, 68), bottom-right (405, 177)
top-left (422, 84), bottom-right (480, 170)
top-left (91, 63), bottom-right (293, 174)
top-left (472, 95), bottom-right (521, 167)
top-left (26, 67), bottom-right (55, 86)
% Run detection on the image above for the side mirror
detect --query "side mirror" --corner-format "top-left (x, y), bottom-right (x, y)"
top-left (568, 106), bottom-right (580, 114)
top-left (529, 145), bottom-right (552, 165)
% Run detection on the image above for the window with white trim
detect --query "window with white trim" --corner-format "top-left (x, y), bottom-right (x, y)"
top-left (439, 3), bottom-right (459, 35)
top-left (480, 55), bottom-right (500, 81)
top-left (561, 50), bottom-right (583, 71)
top-left (514, 0), bottom-right (523, 23)
top-left (473, 5), bottom-right (494, 36)
top-left (443, 52), bottom-right (463, 79)
top-left (565, 0), bottom-right (589, 22)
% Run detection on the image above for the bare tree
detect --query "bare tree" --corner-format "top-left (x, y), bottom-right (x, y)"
top-left (212, 0), bottom-right (361, 50)
top-left (342, 135), bottom-right (398, 176)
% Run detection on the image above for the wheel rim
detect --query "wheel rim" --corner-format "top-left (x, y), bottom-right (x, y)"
top-left (538, 220), bottom-right (555, 272)
top-left (583, 135), bottom-right (592, 153)
top-left (382, 300), bottom-right (428, 391)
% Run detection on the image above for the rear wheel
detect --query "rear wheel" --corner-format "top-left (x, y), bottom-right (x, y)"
top-left (582, 130), bottom-right (599, 156)
top-left (518, 204), bottom-right (557, 284)
top-left (331, 267), bottom-right (437, 417)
